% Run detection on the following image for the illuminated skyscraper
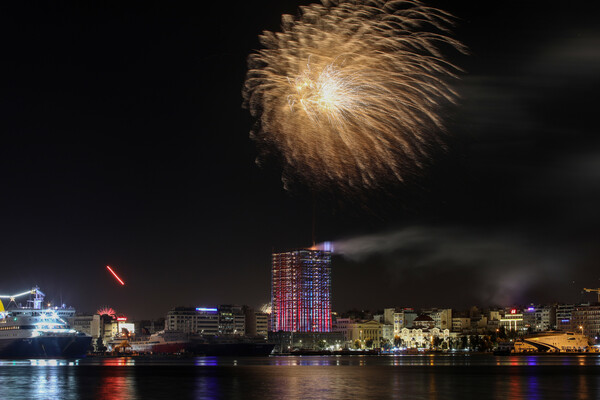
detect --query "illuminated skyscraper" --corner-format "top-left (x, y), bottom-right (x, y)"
top-left (271, 248), bottom-right (332, 332)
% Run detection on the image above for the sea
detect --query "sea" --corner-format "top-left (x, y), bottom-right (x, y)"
top-left (1, 354), bottom-right (599, 399)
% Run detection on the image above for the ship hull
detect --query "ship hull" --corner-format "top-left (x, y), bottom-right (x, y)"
top-left (129, 341), bottom-right (190, 354)
top-left (0, 335), bottom-right (92, 359)
top-left (192, 342), bottom-right (275, 356)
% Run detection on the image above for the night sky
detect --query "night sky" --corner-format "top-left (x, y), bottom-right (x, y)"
top-left (1, 1), bottom-right (598, 319)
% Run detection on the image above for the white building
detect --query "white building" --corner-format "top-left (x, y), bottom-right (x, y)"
top-left (255, 312), bottom-right (268, 337)
top-left (423, 308), bottom-right (453, 330)
top-left (500, 309), bottom-right (525, 332)
top-left (346, 320), bottom-right (383, 349)
top-left (73, 314), bottom-right (101, 339)
top-left (333, 318), bottom-right (352, 342)
top-left (523, 305), bottom-right (555, 332)
top-left (166, 307), bottom-right (219, 335)
top-left (381, 324), bottom-right (394, 345)
top-left (452, 317), bottom-right (471, 332)
top-left (556, 304), bottom-right (576, 331)
top-left (383, 308), bottom-right (417, 336)
top-left (399, 327), bottom-right (450, 349)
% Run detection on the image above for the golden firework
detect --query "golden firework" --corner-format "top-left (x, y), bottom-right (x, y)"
top-left (243, 0), bottom-right (465, 190)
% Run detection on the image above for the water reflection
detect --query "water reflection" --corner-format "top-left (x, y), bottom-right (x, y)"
top-left (96, 368), bottom-right (138, 400)
top-left (101, 357), bottom-right (135, 366)
top-left (527, 376), bottom-right (541, 400)
top-left (269, 356), bottom-right (349, 366)
top-left (0, 359), bottom-right (79, 400)
top-left (525, 356), bottom-right (538, 366)
top-left (0, 355), bottom-right (598, 400)
top-left (194, 374), bottom-right (220, 400)
top-left (507, 373), bottom-right (524, 399)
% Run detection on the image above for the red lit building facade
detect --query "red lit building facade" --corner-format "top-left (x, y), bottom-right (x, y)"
top-left (271, 249), bottom-right (332, 332)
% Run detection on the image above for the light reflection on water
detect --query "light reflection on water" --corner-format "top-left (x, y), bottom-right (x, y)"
top-left (0, 355), bottom-right (599, 399)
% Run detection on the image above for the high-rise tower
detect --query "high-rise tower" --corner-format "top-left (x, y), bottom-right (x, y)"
top-left (271, 248), bottom-right (332, 332)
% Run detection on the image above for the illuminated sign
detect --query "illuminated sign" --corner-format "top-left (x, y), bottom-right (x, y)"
top-left (527, 307), bottom-right (535, 312)
top-left (116, 317), bottom-right (127, 321)
top-left (510, 309), bottom-right (517, 314)
top-left (196, 307), bottom-right (218, 313)
top-left (561, 319), bottom-right (570, 323)
top-left (119, 322), bottom-right (135, 334)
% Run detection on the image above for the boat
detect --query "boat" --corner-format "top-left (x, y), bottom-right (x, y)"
top-left (0, 287), bottom-right (92, 358)
top-left (126, 330), bottom-right (191, 354)
top-left (190, 335), bottom-right (275, 356)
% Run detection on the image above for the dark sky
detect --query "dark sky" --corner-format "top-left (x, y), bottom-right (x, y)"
top-left (1, 1), bottom-right (598, 319)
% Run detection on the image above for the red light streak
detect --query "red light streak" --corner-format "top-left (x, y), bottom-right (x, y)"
top-left (106, 265), bottom-right (125, 286)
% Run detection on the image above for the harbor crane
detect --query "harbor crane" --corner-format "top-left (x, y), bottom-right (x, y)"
top-left (583, 288), bottom-right (600, 303)
top-left (0, 286), bottom-right (45, 309)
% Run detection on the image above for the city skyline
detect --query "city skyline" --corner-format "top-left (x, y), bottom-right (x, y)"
top-left (0, 0), bottom-right (599, 320)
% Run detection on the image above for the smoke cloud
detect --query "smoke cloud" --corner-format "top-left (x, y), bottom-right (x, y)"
top-left (318, 226), bottom-right (573, 306)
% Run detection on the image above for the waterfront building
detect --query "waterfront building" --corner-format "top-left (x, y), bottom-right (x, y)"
top-left (500, 309), bottom-right (525, 332)
top-left (422, 309), bottom-right (453, 330)
top-left (413, 314), bottom-right (435, 329)
top-left (271, 248), bottom-right (332, 332)
top-left (399, 327), bottom-right (450, 349)
top-left (572, 305), bottom-right (600, 340)
top-left (556, 304), bottom-right (576, 331)
top-left (486, 309), bottom-right (502, 332)
top-left (384, 308), bottom-right (417, 336)
top-left (381, 324), bottom-right (394, 345)
top-left (243, 307), bottom-right (269, 337)
top-left (134, 318), bottom-right (165, 335)
top-left (383, 308), bottom-right (395, 325)
top-left (488, 310), bottom-right (502, 321)
top-left (523, 304), bottom-right (556, 332)
top-left (166, 306), bottom-right (219, 335)
top-left (451, 317), bottom-right (471, 333)
top-left (333, 318), bottom-right (352, 342)
top-left (255, 312), bottom-right (269, 337)
top-left (218, 304), bottom-right (245, 335)
top-left (73, 314), bottom-right (101, 339)
top-left (166, 307), bottom-right (197, 333)
top-left (346, 320), bottom-right (383, 349)
top-left (473, 315), bottom-right (489, 332)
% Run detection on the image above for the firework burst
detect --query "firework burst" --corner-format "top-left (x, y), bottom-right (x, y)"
top-left (243, 0), bottom-right (465, 191)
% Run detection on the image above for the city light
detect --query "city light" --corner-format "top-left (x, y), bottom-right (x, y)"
top-left (196, 307), bottom-right (218, 313)
top-left (106, 265), bottom-right (125, 286)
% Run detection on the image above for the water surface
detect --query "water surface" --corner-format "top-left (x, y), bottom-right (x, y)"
top-left (1, 354), bottom-right (599, 399)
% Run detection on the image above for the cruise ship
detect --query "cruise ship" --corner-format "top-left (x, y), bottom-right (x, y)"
top-left (0, 287), bottom-right (92, 358)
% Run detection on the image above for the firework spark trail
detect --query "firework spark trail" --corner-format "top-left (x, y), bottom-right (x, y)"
top-left (243, 0), bottom-right (465, 190)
